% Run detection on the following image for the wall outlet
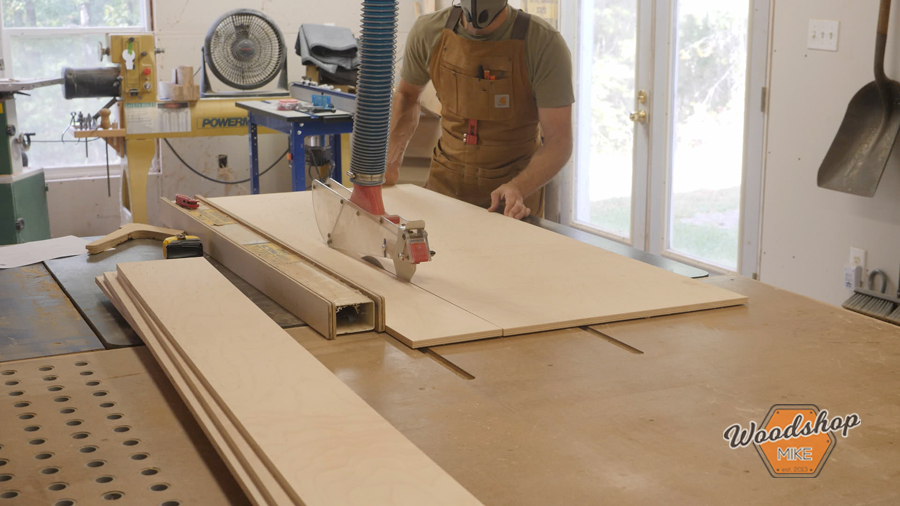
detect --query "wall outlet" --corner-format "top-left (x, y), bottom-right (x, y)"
top-left (808, 20), bottom-right (840, 51)
top-left (850, 247), bottom-right (867, 271)
top-left (845, 265), bottom-right (862, 290)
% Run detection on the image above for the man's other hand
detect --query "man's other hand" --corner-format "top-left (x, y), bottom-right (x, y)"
top-left (489, 183), bottom-right (531, 220)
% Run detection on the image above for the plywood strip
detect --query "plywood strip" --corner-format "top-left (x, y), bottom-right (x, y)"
top-left (159, 199), bottom-right (376, 338)
top-left (207, 187), bottom-right (747, 343)
top-left (116, 258), bottom-right (483, 506)
top-left (97, 273), bottom-right (292, 506)
top-left (199, 194), bottom-right (501, 347)
top-left (114, 276), bottom-right (298, 505)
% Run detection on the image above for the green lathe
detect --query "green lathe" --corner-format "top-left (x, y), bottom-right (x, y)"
top-left (0, 78), bottom-right (61, 244)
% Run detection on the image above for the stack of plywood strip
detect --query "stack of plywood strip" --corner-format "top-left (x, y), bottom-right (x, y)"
top-left (97, 257), bottom-right (483, 506)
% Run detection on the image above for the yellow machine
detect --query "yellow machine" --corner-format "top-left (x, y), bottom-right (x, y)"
top-left (63, 33), bottom-right (291, 224)
top-left (106, 34), bottom-right (159, 102)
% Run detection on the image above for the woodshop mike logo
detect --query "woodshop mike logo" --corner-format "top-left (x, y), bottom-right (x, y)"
top-left (722, 404), bottom-right (861, 478)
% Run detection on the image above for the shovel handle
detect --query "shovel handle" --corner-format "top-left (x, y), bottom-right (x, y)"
top-left (879, 0), bottom-right (892, 35)
top-left (876, 0), bottom-right (893, 83)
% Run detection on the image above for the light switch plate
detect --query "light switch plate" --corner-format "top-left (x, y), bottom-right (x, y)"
top-left (808, 20), bottom-right (840, 51)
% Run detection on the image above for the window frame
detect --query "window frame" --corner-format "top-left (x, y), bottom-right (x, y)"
top-left (1, 0), bottom-right (150, 34)
top-left (567, 0), bottom-right (654, 247)
top-left (646, 0), bottom-right (770, 276)
top-left (0, 0), bottom-right (152, 175)
top-left (559, 0), bottom-right (771, 277)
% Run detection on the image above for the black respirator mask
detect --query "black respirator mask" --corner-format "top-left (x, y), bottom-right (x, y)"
top-left (460, 0), bottom-right (509, 29)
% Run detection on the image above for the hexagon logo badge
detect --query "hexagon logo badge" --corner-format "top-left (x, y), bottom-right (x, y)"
top-left (754, 405), bottom-right (835, 478)
top-left (723, 404), bottom-right (862, 478)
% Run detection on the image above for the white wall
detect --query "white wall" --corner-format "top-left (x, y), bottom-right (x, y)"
top-left (761, 0), bottom-right (900, 305)
top-left (47, 176), bottom-right (123, 238)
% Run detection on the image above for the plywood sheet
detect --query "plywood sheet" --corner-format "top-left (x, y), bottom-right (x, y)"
top-left (207, 186), bottom-right (747, 343)
top-left (116, 258), bottom-right (483, 506)
top-left (382, 187), bottom-right (747, 333)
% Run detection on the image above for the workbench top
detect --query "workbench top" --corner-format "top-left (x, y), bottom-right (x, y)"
top-left (291, 276), bottom-right (900, 505)
top-left (2, 243), bottom-right (896, 503)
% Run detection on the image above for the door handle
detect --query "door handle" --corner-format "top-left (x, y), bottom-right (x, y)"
top-left (629, 110), bottom-right (647, 124)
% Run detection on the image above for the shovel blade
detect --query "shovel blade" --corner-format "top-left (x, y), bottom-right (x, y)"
top-left (818, 80), bottom-right (900, 197)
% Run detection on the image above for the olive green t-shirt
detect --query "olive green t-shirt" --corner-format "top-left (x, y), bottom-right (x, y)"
top-left (400, 7), bottom-right (575, 109)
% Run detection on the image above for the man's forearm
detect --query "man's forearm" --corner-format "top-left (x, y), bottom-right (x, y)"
top-left (385, 91), bottom-right (422, 183)
top-left (509, 138), bottom-right (573, 197)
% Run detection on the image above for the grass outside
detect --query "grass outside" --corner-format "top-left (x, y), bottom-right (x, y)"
top-left (588, 186), bottom-right (741, 270)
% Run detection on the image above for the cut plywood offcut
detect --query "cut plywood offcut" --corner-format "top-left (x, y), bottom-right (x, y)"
top-left (114, 258), bottom-right (484, 506)
top-left (159, 199), bottom-right (377, 338)
top-left (96, 273), bottom-right (282, 506)
top-left (205, 185), bottom-right (747, 346)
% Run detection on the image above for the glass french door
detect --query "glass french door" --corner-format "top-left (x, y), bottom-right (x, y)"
top-left (569, 0), bottom-right (766, 275)
top-left (574, 0), bottom-right (652, 245)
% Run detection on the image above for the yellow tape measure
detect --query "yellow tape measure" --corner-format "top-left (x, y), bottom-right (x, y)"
top-left (163, 234), bottom-right (203, 259)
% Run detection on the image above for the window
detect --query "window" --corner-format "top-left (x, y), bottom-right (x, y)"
top-left (666, 0), bottom-right (750, 271)
top-left (567, 0), bottom-right (766, 274)
top-left (0, 0), bottom-right (149, 169)
top-left (574, 0), bottom-right (640, 242)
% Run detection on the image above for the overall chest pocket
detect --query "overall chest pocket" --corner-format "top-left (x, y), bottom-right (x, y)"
top-left (437, 53), bottom-right (516, 122)
top-left (453, 74), bottom-right (515, 122)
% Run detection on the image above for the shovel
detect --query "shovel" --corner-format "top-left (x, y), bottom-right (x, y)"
top-left (818, 0), bottom-right (900, 197)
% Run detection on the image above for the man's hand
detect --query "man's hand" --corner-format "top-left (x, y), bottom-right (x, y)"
top-left (485, 105), bottom-right (572, 219)
top-left (488, 183), bottom-right (531, 220)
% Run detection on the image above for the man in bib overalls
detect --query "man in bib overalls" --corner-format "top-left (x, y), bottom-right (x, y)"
top-left (385, 0), bottom-right (574, 219)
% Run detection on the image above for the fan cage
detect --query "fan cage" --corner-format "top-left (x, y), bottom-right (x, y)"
top-left (204, 9), bottom-right (286, 91)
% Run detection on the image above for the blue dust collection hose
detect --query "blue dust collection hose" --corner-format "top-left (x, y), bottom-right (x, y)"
top-left (349, 0), bottom-right (399, 186)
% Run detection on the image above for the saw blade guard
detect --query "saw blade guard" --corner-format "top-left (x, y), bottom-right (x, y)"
top-left (312, 179), bottom-right (433, 281)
